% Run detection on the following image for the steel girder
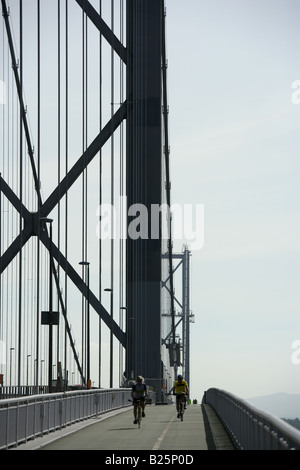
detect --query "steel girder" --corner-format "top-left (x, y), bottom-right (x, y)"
top-left (125, 0), bottom-right (164, 391)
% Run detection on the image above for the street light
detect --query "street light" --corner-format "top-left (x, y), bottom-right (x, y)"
top-left (26, 354), bottom-right (31, 387)
top-left (79, 261), bottom-right (90, 388)
top-left (128, 314), bottom-right (135, 381)
top-left (120, 307), bottom-right (127, 386)
top-left (10, 347), bottom-right (15, 386)
top-left (40, 359), bottom-right (45, 392)
top-left (104, 288), bottom-right (113, 388)
top-left (40, 217), bottom-right (54, 393)
top-left (34, 359), bottom-right (37, 391)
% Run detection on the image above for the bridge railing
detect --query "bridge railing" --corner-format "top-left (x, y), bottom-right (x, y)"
top-left (0, 388), bottom-right (144, 450)
top-left (204, 388), bottom-right (300, 450)
top-left (0, 385), bottom-right (49, 399)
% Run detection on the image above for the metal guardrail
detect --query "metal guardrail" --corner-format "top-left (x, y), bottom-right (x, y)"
top-left (0, 386), bottom-right (48, 399)
top-left (203, 388), bottom-right (300, 450)
top-left (0, 388), bottom-right (136, 450)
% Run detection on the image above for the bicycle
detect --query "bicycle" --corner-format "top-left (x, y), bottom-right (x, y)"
top-left (135, 399), bottom-right (143, 428)
top-left (129, 399), bottom-right (143, 428)
top-left (176, 393), bottom-right (186, 421)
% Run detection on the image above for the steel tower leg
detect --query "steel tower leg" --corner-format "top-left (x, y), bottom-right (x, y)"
top-left (126, 0), bottom-right (162, 393)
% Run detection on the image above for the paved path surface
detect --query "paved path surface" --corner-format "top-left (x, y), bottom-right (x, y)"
top-left (14, 404), bottom-right (234, 451)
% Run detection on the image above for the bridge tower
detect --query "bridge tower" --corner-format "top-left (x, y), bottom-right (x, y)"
top-left (126, 0), bottom-right (163, 391)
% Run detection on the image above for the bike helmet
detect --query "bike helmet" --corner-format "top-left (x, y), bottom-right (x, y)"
top-left (177, 374), bottom-right (183, 380)
top-left (136, 375), bottom-right (143, 382)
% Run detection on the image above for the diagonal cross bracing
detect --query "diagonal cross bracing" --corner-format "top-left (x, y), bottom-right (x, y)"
top-left (0, 122), bottom-right (126, 343)
top-left (0, 1), bottom-right (128, 359)
top-left (41, 102), bottom-right (127, 218)
top-left (39, 231), bottom-right (126, 347)
top-left (1, 0), bottom-right (42, 207)
top-left (75, 0), bottom-right (127, 64)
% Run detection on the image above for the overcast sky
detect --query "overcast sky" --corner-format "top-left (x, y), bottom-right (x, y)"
top-left (166, 0), bottom-right (300, 399)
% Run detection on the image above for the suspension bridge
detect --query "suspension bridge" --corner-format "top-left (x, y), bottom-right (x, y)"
top-left (0, 0), bottom-right (185, 396)
top-left (1, 0), bottom-right (300, 453)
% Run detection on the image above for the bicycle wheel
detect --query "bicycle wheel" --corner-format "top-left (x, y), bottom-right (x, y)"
top-left (180, 400), bottom-right (184, 421)
top-left (137, 405), bottom-right (142, 428)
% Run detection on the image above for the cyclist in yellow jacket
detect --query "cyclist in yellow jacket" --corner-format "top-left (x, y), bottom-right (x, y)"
top-left (172, 374), bottom-right (189, 418)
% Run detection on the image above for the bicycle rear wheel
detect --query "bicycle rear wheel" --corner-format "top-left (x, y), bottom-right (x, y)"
top-left (138, 405), bottom-right (142, 428)
top-left (180, 401), bottom-right (184, 421)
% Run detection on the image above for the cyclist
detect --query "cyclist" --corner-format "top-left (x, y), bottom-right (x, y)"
top-left (172, 374), bottom-right (189, 418)
top-left (131, 375), bottom-right (148, 424)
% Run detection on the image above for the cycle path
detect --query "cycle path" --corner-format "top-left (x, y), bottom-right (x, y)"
top-left (15, 404), bottom-right (234, 451)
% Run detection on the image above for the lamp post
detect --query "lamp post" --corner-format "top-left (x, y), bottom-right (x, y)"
top-left (9, 347), bottom-right (14, 386)
top-left (40, 217), bottom-right (54, 393)
top-left (26, 354), bottom-right (31, 387)
top-left (128, 315), bottom-right (135, 381)
top-left (104, 288), bottom-right (113, 388)
top-left (120, 307), bottom-right (127, 386)
top-left (34, 359), bottom-right (37, 390)
top-left (40, 359), bottom-right (45, 391)
top-left (79, 261), bottom-right (90, 387)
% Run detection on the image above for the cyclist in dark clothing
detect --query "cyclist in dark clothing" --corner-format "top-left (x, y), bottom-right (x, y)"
top-left (131, 375), bottom-right (148, 424)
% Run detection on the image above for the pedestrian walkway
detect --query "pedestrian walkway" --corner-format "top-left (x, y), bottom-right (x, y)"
top-left (13, 403), bottom-right (234, 451)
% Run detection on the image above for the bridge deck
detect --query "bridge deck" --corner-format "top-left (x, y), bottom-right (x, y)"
top-left (14, 404), bottom-right (234, 451)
